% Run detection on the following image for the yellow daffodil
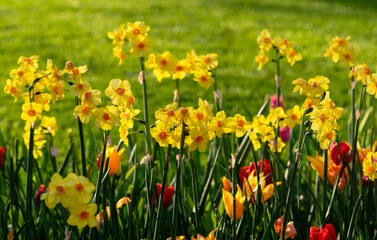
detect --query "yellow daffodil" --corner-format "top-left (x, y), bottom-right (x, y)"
top-left (354, 63), bottom-right (372, 85)
top-left (82, 89), bottom-right (102, 107)
top-left (366, 73), bottom-right (377, 98)
top-left (193, 69), bottom-right (215, 89)
top-left (208, 111), bottom-right (231, 137)
top-left (41, 173), bottom-right (76, 208)
top-left (188, 127), bottom-right (210, 152)
top-left (119, 125), bottom-right (129, 146)
top-left (130, 35), bottom-right (153, 57)
top-left (74, 104), bottom-right (95, 124)
top-left (94, 106), bottom-right (120, 130)
top-left (222, 185), bottom-right (245, 220)
top-left (255, 50), bottom-right (269, 70)
top-left (126, 21), bottom-right (150, 42)
top-left (292, 78), bottom-right (308, 95)
top-left (199, 53), bottom-right (218, 70)
top-left (285, 48), bottom-right (302, 66)
top-left (18, 55), bottom-right (39, 72)
top-left (257, 29), bottom-right (272, 52)
top-left (151, 121), bottom-right (173, 147)
top-left (4, 79), bottom-right (24, 101)
top-left (172, 59), bottom-right (190, 80)
top-left (67, 203), bottom-right (97, 228)
top-left (108, 24), bottom-right (126, 45)
top-left (41, 116), bottom-right (58, 136)
top-left (33, 93), bottom-right (51, 112)
top-left (48, 81), bottom-right (65, 104)
top-left (113, 45), bottom-right (128, 66)
top-left (306, 76), bottom-right (330, 98)
top-left (68, 173), bottom-right (96, 204)
top-left (155, 102), bottom-right (179, 127)
top-left (70, 80), bottom-right (91, 97)
top-left (285, 105), bottom-right (301, 128)
top-left (228, 114), bottom-right (252, 137)
top-left (105, 79), bottom-right (133, 107)
top-left (21, 102), bottom-right (43, 122)
top-left (363, 152), bottom-right (377, 181)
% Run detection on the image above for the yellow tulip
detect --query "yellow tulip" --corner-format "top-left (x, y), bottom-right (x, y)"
top-left (222, 185), bottom-right (245, 220)
top-left (243, 170), bottom-right (281, 203)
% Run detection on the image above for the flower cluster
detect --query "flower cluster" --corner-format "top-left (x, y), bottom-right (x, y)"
top-left (145, 50), bottom-right (218, 89)
top-left (247, 106), bottom-right (291, 153)
top-left (348, 63), bottom-right (377, 100)
top-left (324, 36), bottom-right (357, 67)
top-left (74, 78), bottom-right (139, 146)
top-left (108, 21), bottom-right (152, 65)
top-left (41, 173), bottom-right (97, 228)
top-left (255, 29), bottom-right (302, 70)
top-left (292, 76), bottom-right (343, 149)
top-left (4, 56), bottom-right (87, 157)
top-left (151, 99), bottom-right (251, 152)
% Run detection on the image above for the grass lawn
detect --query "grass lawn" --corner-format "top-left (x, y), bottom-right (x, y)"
top-left (1, 0), bottom-right (377, 153)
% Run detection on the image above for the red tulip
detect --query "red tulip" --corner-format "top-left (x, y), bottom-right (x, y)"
top-left (239, 159), bottom-right (272, 187)
top-left (34, 184), bottom-right (45, 205)
top-left (330, 142), bottom-right (352, 165)
top-left (269, 95), bottom-right (284, 109)
top-left (0, 146), bottom-right (5, 171)
top-left (309, 224), bottom-right (336, 240)
top-left (153, 183), bottom-right (174, 208)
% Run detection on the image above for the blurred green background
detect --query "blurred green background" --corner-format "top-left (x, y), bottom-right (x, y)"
top-left (1, 0), bottom-right (377, 155)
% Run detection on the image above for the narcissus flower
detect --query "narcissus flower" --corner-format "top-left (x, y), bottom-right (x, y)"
top-left (125, 21), bottom-right (150, 42)
top-left (21, 102), bottom-right (43, 122)
top-left (67, 203), bottom-right (97, 228)
top-left (104, 144), bottom-right (124, 176)
top-left (130, 36), bottom-right (152, 57)
top-left (363, 152), bottom-right (377, 181)
top-left (286, 48), bottom-right (302, 66)
top-left (155, 102), bottom-right (179, 127)
top-left (70, 174), bottom-right (95, 204)
top-left (74, 104), bottom-right (95, 124)
top-left (82, 89), bottom-right (102, 107)
top-left (200, 53), bottom-right (218, 69)
top-left (18, 55), bottom-right (39, 72)
top-left (150, 121), bottom-right (173, 147)
top-left (41, 173), bottom-right (76, 208)
top-left (366, 73), bottom-right (377, 98)
top-left (105, 79), bottom-right (133, 107)
top-left (94, 106), bottom-right (120, 130)
top-left (354, 63), bottom-right (372, 85)
top-left (108, 24), bottom-right (126, 45)
top-left (153, 183), bottom-right (174, 208)
top-left (309, 224), bottom-right (336, 240)
top-left (255, 50), bottom-right (269, 70)
top-left (40, 116), bottom-right (58, 136)
top-left (306, 76), bottom-right (330, 98)
top-left (257, 29), bottom-right (272, 52)
top-left (188, 127), bottom-right (210, 152)
top-left (228, 114), bottom-right (252, 137)
top-left (69, 81), bottom-right (91, 97)
top-left (208, 111), bottom-right (231, 137)
top-left (193, 70), bottom-right (215, 90)
top-left (222, 185), bottom-right (245, 220)
top-left (285, 105), bottom-right (301, 128)
top-left (191, 228), bottom-right (217, 240)
top-left (4, 79), bottom-right (24, 101)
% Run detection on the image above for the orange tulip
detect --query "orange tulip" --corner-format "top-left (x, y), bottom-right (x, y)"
top-left (222, 185), bottom-right (245, 220)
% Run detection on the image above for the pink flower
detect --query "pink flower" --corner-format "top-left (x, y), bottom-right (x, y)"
top-left (270, 95), bottom-right (284, 109)
top-left (280, 126), bottom-right (291, 143)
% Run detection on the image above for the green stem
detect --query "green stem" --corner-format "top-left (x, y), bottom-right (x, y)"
top-left (140, 57), bottom-right (152, 155)
top-left (153, 145), bottom-right (172, 240)
top-left (232, 153), bottom-right (237, 240)
top-left (78, 118), bottom-right (87, 177)
top-left (171, 122), bottom-right (186, 239)
top-left (322, 150), bottom-right (328, 222)
top-left (25, 123), bottom-right (35, 240)
top-left (212, 70), bottom-right (221, 112)
top-left (275, 48), bottom-right (281, 108)
top-left (280, 108), bottom-right (310, 240)
top-left (175, 79), bottom-right (181, 107)
top-left (189, 152), bottom-right (200, 230)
